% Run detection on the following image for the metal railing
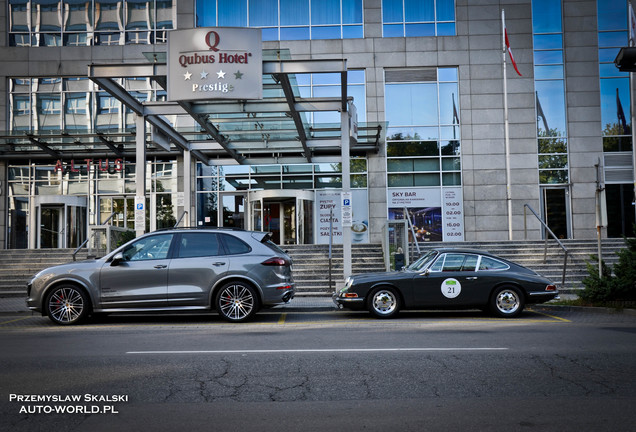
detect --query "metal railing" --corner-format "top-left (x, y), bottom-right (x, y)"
top-left (523, 204), bottom-right (569, 286)
top-left (174, 210), bottom-right (188, 227)
top-left (72, 211), bottom-right (118, 261)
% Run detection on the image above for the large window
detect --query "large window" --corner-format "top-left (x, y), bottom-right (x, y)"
top-left (532, 0), bottom-right (569, 185)
top-left (195, 0), bottom-right (363, 40)
top-left (385, 67), bottom-right (460, 188)
top-left (598, 0), bottom-right (632, 151)
top-left (294, 70), bottom-right (366, 124)
top-left (597, 0), bottom-right (634, 238)
top-left (382, 0), bottom-right (455, 37)
top-left (8, 0), bottom-right (175, 46)
top-left (9, 77), bottom-right (163, 132)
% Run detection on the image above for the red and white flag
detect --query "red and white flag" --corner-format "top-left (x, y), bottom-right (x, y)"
top-left (502, 11), bottom-right (522, 76)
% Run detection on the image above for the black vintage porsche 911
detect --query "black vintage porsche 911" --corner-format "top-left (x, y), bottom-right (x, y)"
top-left (333, 248), bottom-right (559, 318)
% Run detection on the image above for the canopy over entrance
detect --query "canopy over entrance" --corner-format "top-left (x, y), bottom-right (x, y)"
top-left (0, 51), bottom-right (384, 165)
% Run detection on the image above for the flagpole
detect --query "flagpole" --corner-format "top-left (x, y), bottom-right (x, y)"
top-left (502, 9), bottom-right (513, 240)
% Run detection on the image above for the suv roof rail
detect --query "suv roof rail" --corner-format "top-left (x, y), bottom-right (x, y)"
top-left (155, 226), bottom-right (247, 232)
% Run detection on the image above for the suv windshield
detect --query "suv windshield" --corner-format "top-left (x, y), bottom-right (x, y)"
top-left (406, 250), bottom-right (439, 271)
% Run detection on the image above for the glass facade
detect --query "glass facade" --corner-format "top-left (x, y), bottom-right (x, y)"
top-left (195, 160), bottom-right (367, 229)
top-left (597, 0), bottom-right (635, 237)
top-left (382, 0), bottom-right (456, 37)
top-left (532, 0), bottom-right (569, 185)
top-left (598, 0), bottom-right (632, 150)
top-left (8, 0), bottom-right (175, 46)
top-left (384, 67), bottom-right (463, 242)
top-left (195, 0), bottom-right (363, 40)
top-left (9, 77), bottom-right (164, 132)
top-left (385, 67), bottom-right (461, 188)
top-left (7, 159), bottom-right (177, 248)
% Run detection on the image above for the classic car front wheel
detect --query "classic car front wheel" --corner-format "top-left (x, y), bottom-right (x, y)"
top-left (490, 286), bottom-right (524, 318)
top-left (367, 287), bottom-right (400, 318)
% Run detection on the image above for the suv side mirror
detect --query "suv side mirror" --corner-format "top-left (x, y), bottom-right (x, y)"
top-left (111, 252), bottom-right (124, 266)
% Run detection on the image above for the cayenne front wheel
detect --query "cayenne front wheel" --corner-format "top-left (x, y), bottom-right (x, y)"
top-left (490, 286), bottom-right (524, 318)
top-left (216, 282), bottom-right (259, 322)
top-left (367, 287), bottom-right (400, 319)
top-left (45, 285), bottom-right (89, 325)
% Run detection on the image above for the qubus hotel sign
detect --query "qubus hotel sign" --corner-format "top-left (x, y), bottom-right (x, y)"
top-left (168, 28), bottom-right (263, 101)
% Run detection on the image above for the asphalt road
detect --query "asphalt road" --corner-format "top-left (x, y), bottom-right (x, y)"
top-left (1, 307), bottom-right (635, 431)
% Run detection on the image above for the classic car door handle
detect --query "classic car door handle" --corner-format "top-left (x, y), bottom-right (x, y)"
top-left (466, 277), bottom-right (478, 280)
top-left (154, 264), bottom-right (167, 269)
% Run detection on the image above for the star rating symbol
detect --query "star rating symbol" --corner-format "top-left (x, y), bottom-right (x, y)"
top-left (183, 71), bottom-right (192, 80)
top-left (216, 70), bottom-right (226, 79)
top-left (200, 70), bottom-right (209, 79)
top-left (234, 70), bottom-right (244, 79)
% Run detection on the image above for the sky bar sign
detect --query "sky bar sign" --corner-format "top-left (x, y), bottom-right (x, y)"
top-left (168, 28), bottom-right (263, 101)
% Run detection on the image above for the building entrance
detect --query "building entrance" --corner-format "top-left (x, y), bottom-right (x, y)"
top-left (249, 190), bottom-right (314, 245)
top-left (30, 196), bottom-right (87, 249)
top-left (541, 187), bottom-right (571, 239)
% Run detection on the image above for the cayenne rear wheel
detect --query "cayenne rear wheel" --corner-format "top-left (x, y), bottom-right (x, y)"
top-left (45, 285), bottom-right (89, 325)
top-left (490, 286), bottom-right (524, 318)
top-left (216, 282), bottom-right (259, 322)
top-left (367, 287), bottom-right (400, 319)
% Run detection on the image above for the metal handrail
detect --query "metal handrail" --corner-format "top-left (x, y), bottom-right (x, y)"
top-left (174, 210), bottom-right (188, 227)
top-left (523, 204), bottom-right (569, 286)
top-left (72, 211), bottom-right (118, 261)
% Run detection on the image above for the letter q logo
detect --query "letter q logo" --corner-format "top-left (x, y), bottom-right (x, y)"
top-left (205, 31), bottom-right (220, 51)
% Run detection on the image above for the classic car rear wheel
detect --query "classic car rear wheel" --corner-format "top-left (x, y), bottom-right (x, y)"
top-left (490, 286), bottom-right (524, 318)
top-left (45, 285), bottom-right (89, 325)
top-left (368, 287), bottom-right (400, 318)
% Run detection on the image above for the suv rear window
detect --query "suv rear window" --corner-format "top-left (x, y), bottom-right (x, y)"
top-left (220, 233), bottom-right (251, 255)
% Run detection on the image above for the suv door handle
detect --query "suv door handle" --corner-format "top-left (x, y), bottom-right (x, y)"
top-left (213, 262), bottom-right (226, 267)
top-left (154, 264), bottom-right (167, 269)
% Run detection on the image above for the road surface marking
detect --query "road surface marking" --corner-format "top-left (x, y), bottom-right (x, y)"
top-left (127, 347), bottom-right (509, 354)
top-left (278, 313), bottom-right (287, 325)
top-left (527, 309), bottom-right (572, 322)
top-left (0, 316), bottom-right (32, 325)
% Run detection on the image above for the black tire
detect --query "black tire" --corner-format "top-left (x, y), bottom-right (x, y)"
top-left (215, 282), bottom-right (259, 322)
top-left (367, 287), bottom-right (400, 319)
top-left (490, 286), bottom-right (524, 318)
top-left (45, 285), bottom-right (90, 325)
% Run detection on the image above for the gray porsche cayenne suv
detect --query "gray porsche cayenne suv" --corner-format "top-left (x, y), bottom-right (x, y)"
top-left (26, 228), bottom-right (295, 324)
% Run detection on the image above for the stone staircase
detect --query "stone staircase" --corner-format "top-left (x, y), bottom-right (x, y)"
top-left (284, 244), bottom-right (385, 294)
top-left (0, 249), bottom-right (90, 297)
top-left (0, 239), bottom-right (628, 298)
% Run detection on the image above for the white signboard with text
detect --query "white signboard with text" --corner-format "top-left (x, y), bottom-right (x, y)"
top-left (388, 187), bottom-right (464, 242)
top-left (168, 28), bottom-right (263, 101)
top-left (317, 190), bottom-right (368, 244)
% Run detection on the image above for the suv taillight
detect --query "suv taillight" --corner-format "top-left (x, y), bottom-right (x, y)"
top-left (261, 257), bottom-right (289, 266)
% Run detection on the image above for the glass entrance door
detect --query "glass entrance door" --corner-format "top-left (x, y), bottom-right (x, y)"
top-left (263, 199), bottom-right (296, 245)
top-left (31, 196), bottom-right (87, 249)
top-left (542, 187), bottom-right (571, 239)
top-left (249, 190), bottom-right (314, 245)
top-left (40, 205), bottom-right (63, 248)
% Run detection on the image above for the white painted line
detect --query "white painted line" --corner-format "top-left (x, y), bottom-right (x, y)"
top-left (127, 347), bottom-right (508, 354)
